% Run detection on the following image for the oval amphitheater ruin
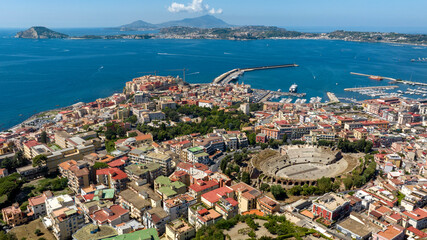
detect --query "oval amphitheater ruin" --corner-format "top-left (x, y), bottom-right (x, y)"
top-left (251, 145), bottom-right (359, 188)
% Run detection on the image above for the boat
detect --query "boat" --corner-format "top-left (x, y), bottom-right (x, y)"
top-left (369, 76), bottom-right (383, 81)
top-left (289, 83), bottom-right (298, 93)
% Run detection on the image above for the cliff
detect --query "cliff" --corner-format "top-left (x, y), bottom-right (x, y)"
top-left (15, 26), bottom-right (69, 39)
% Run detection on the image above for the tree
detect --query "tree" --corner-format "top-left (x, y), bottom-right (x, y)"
top-left (343, 177), bottom-right (354, 190)
top-left (241, 172), bottom-right (251, 184)
top-left (260, 183), bottom-right (270, 192)
top-left (105, 140), bottom-right (116, 153)
top-left (270, 185), bottom-right (287, 200)
top-left (128, 132), bottom-right (138, 137)
top-left (282, 134), bottom-right (288, 144)
top-left (32, 154), bottom-right (47, 167)
top-left (317, 177), bottom-right (332, 194)
top-left (0, 231), bottom-right (17, 240)
top-left (248, 133), bottom-right (256, 146)
top-left (93, 162), bottom-right (109, 170)
top-left (40, 131), bottom-right (48, 144)
top-left (234, 153), bottom-right (243, 165)
top-left (125, 115), bottom-right (138, 124)
top-left (220, 157), bottom-right (229, 173)
top-left (34, 229), bottom-right (42, 236)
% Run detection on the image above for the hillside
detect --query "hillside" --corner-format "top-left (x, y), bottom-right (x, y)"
top-left (116, 15), bottom-right (232, 30)
top-left (119, 20), bottom-right (157, 31)
top-left (15, 26), bottom-right (69, 39)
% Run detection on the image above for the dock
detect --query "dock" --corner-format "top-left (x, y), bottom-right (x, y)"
top-left (344, 86), bottom-right (399, 91)
top-left (258, 90), bottom-right (306, 103)
top-left (213, 64), bottom-right (299, 85)
top-left (350, 72), bottom-right (397, 81)
top-left (326, 92), bottom-right (339, 103)
top-left (351, 72), bottom-right (427, 87)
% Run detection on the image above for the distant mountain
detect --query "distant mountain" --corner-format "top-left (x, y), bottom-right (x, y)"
top-left (116, 15), bottom-right (232, 31)
top-left (15, 26), bottom-right (69, 39)
top-left (158, 15), bottom-right (232, 28)
top-left (119, 20), bottom-right (157, 31)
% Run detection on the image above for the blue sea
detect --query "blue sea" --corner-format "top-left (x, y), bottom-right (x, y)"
top-left (0, 28), bottom-right (427, 130)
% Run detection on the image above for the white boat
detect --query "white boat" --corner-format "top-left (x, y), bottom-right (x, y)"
top-left (289, 84), bottom-right (298, 93)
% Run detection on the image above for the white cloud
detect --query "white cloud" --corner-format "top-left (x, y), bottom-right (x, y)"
top-left (168, 0), bottom-right (223, 14)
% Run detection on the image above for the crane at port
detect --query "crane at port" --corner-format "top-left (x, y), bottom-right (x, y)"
top-left (167, 68), bottom-right (189, 82)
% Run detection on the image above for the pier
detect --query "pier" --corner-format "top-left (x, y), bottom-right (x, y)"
top-left (213, 64), bottom-right (299, 85)
top-left (258, 90), bottom-right (306, 103)
top-left (326, 92), bottom-right (339, 103)
top-left (351, 72), bottom-right (427, 87)
top-left (350, 72), bottom-right (397, 81)
top-left (344, 86), bottom-right (399, 91)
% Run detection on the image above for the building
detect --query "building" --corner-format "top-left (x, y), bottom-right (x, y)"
top-left (312, 193), bottom-right (350, 221)
top-left (2, 203), bottom-right (27, 227)
top-left (118, 189), bottom-right (151, 222)
top-left (90, 204), bottom-right (130, 227)
top-left (165, 219), bottom-right (196, 240)
top-left (402, 208), bottom-right (427, 229)
top-left (188, 180), bottom-right (219, 202)
top-left (201, 186), bottom-right (234, 208)
top-left (72, 224), bottom-right (118, 240)
top-left (372, 225), bottom-right (404, 240)
top-left (142, 152), bottom-right (172, 175)
top-left (214, 197), bottom-right (239, 220)
top-left (154, 176), bottom-right (187, 200)
top-left (142, 207), bottom-right (170, 235)
top-left (45, 195), bottom-right (85, 240)
top-left (96, 168), bottom-right (129, 192)
top-left (257, 195), bottom-right (280, 215)
top-left (103, 228), bottom-right (160, 240)
top-left (58, 160), bottom-right (90, 193)
top-left (27, 191), bottom-right (53, 219)
top-left (163, 194), bottom-right (197, 221)
top-left (336, 217), bottom-right (374, 240)
top-left (188, 205), bottom-right (222, 229)
top-left (124, 162), bottom-right (163, 184)
top-left (230, 182), bottom-right (262, 213)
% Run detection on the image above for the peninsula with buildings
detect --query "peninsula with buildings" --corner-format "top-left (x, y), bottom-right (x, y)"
top-left (2, 72), bottom-right (427, 240)
top-left (14, 15), bottom-right (427, 45)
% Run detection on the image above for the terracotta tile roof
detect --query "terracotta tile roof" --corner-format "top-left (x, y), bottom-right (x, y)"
top-left (91, 205), bottom-right (129, 224)
top-left (403, 208), bottom-right (427, 221)
top-left (189, 180), bottom-right (218, 193)
top-left (28, 194), bottom-right (47, 206)
top-left (96, 168), bottom-right (128, 180)
top-left (201, 187), bottom-right (233, 204)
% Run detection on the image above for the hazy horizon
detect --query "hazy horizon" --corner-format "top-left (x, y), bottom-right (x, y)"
top-left (1, 0), bottom-right (427, 32)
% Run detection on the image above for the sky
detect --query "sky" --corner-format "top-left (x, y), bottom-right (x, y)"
top-left (1, 0), bottom-right (427, 32)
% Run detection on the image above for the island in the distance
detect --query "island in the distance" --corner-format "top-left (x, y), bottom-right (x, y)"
top-left (15, 26), bottom-right (69, 39)
top-left (15, 15), bottom-right (427, 45)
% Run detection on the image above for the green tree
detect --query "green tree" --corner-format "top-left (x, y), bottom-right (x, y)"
top-left (282, 134), bottom-right (288, 144)
top-left (241, 172), bottom-right (251, 184)
top-left (270, 185), bottom-right (287, 200)
top-left (260, 183), bottom-right (270, 192)
top-left (248, 132), bottom-right (256, 146)
top-left (0, 231), bottom-right (18, 240)
top-left (125, 115), bottom-right (138, 124)
top-left (40, 131), bottom-right (48, 144)
top-left (343, 177), bottom-right (354, 190)
top-left (34, 229), bottom-right (42, 236)
top-left (32, 154), bottom-right (47, 167)
top-left (105, 140), bottom-right (116, 153)
top-left (93, 162), bottom-right (109, 170)
top-left (317, 177), bottom-right (332, 193)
